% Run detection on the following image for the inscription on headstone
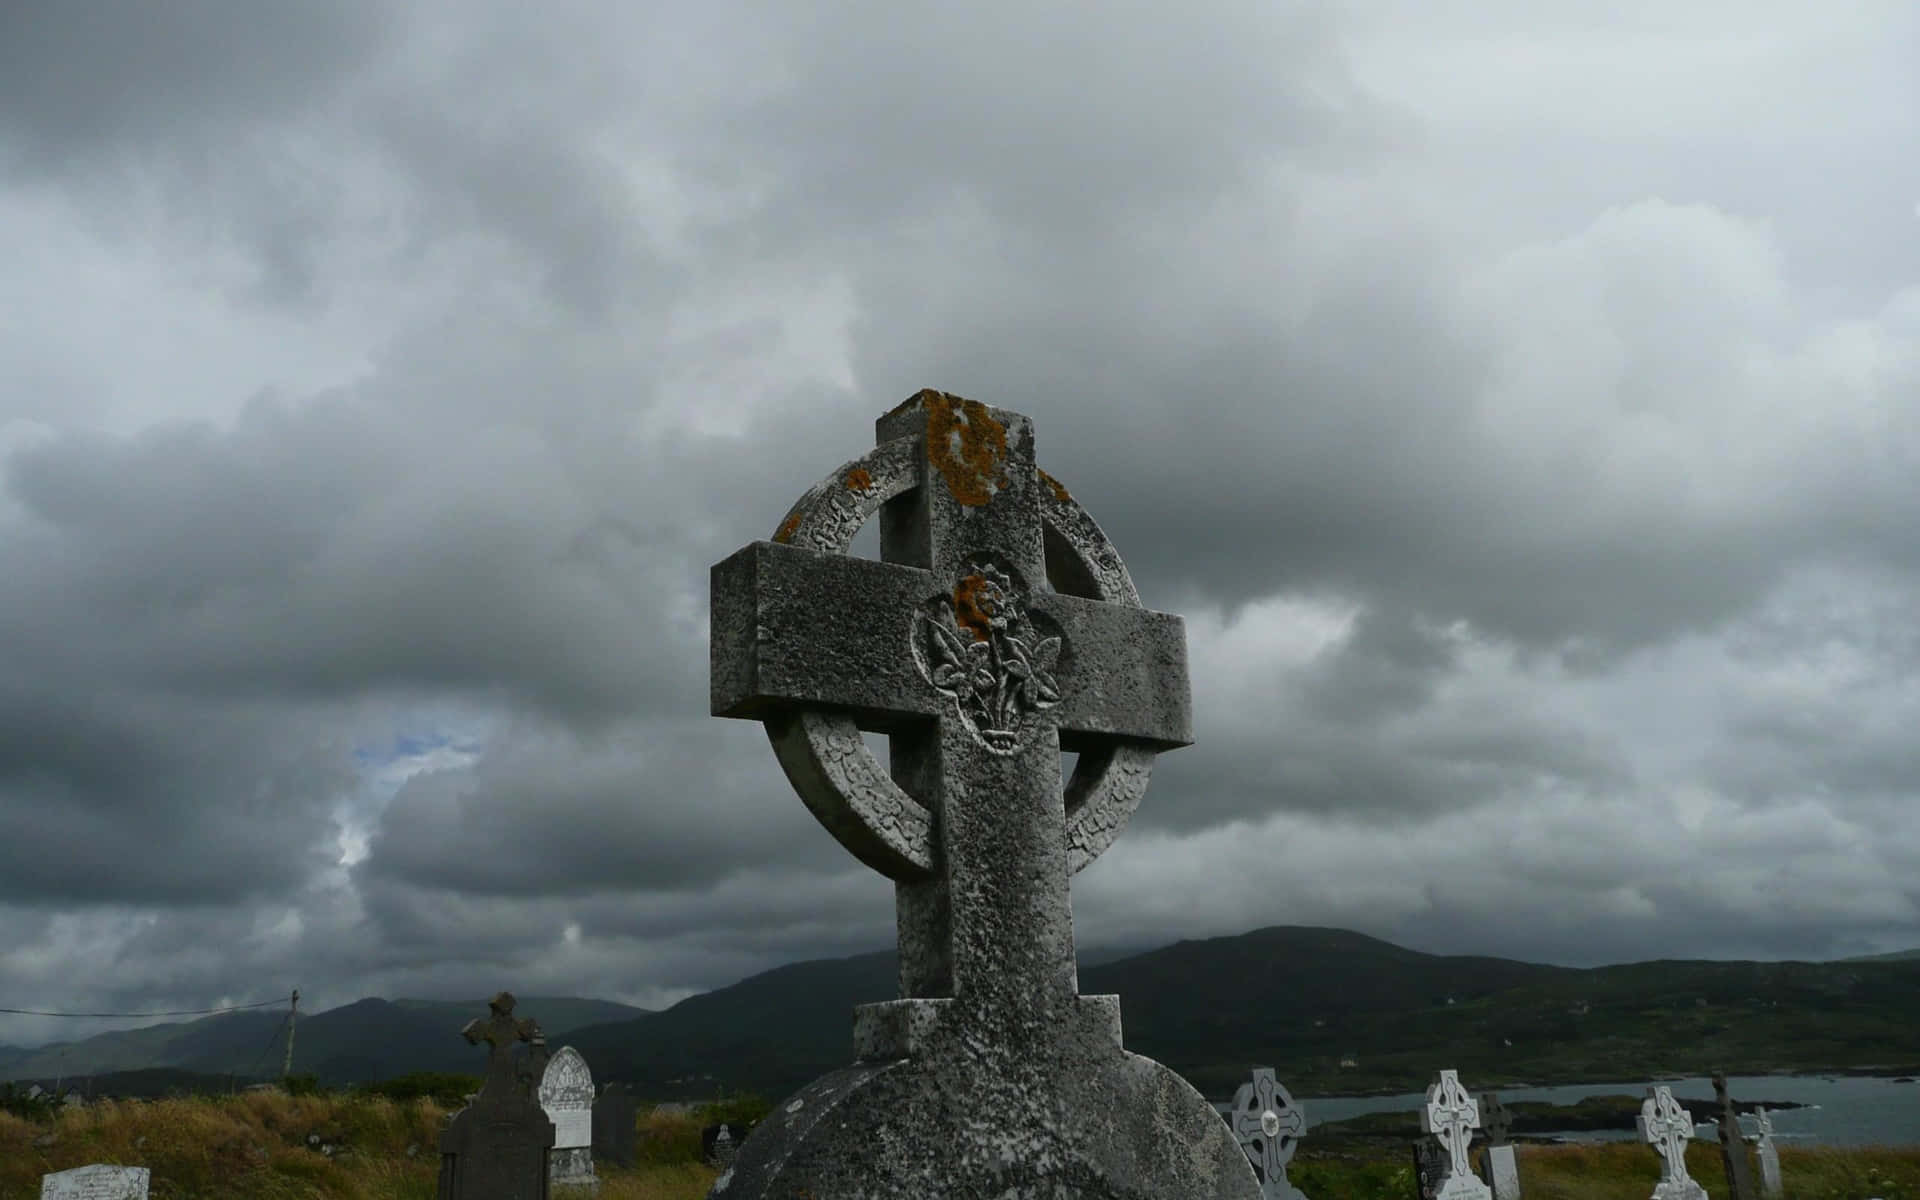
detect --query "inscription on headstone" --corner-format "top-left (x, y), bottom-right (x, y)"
top-left (708, 392), bottom-right (1261, 1198)
top-left (437, 992), bottom-right (556, 1200)
top-left (1752, 1107), bottom-right (1783, 1200)
top-left (590, 1084), bottom-right (636, 1168)
top-left (1230, 1067), bottom-right (1308, 1200)
top-left (1638, 1086), bottom-right (1708, 1200)
top-left (39, 1164), bottom-right (150, 1200)
top-left (538, 1046), bottom-right (596, 1189)
top-left (1421, 1070), bottom-right (1492, 1200)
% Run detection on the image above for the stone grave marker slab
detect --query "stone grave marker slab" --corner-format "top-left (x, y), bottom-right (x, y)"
top-left (1713, 1074), bottom-right (1760, 1200)
top-left (702, 1123), bottom-right (740, 1168)
top-left (39, 1164), bottom-right (150, 1200)
top-left (538, 1046), bottom-right (596, 1189)
top-left (1752, 1107), bottom-right (1783, 1199)
top-left (1230, 1067), bottom-right (1308, 1200)
top-left (1413, 1138), bottom-right (1449, 1200)
top-left (1421, 1070), bottom-right (1492, 1200)
top-left (1475, 1092), bottom-right (1520, 1200)
top-left (590, 1084), bottom-right (636, 1168)
top-left (708, 392), bottom-right (1260, 1198)
top-left (437, 992), bottom-right (556, 1200)
top-left (1639, 1086), bottom-right (1708, 1200)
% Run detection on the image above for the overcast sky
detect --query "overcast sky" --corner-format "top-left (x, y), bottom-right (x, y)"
top-left (3, 1), bottom-right (1919, 1050)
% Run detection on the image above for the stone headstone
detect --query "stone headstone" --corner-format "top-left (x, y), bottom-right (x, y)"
top-left (1229, 1067), bottom-right (1308, 1200)
top-left (1713, 1074), bottom-right (1760, 1200)
top-left (703, 1123), bottom-right (739, 1168)
top-left (1475, 1092), bottom-right (1520, 1200)
top-left (39, 1164), bottom-right (150, 1200)
top-left (1752, 1107), bottom-right (1783, 1199)
top-left (590, 1084), bottom-right (636, 1168)
top-left (1420, 1070), bottom-right (1492, 1200)
top-left (708, 392), bottom-right (1260, 1198)
top-left (437, 992), bottom-right (556, 1200)
top-left (1412, 1138), bottom-right (1449, 1200)
top-left (1638, 1086), bottom-right (1708, 1200)
top-left (538, 1046), bottom-right (596, 1189)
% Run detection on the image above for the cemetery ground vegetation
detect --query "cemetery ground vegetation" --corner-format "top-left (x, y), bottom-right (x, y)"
top-left (0, 1081), bottom-right (1911, 1199)
top-left (0, 1083), bottom-right (764, 1200)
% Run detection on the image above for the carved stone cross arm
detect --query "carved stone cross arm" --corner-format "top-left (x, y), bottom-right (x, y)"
top-left (712, 543), bottom-right (1190, 747)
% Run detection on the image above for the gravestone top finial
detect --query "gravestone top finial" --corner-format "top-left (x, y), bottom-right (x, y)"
top-left (460, 991), bottom-right (539, 1097)
top-left (1230, 1067), bottom-right (1308, 1200)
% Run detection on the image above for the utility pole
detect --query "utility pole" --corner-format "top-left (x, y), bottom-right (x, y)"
top-left (282, 989), bottom-right (299, 1079)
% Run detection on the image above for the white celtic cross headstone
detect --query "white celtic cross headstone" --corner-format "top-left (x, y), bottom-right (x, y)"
top-left (1421, 1070), bottom-right (1492, 1200)
top-left (1752, 1107), bottom-right (1783, 1200)
top-left (1638, 1086), bottom-right (1708, 1200)
top-left (1230, 1068), bottom-right (1308, 1200)
top-left (538, 1045), bottom-right (596, 1189)
top-left (39, 1164), bottom-right (150, 1200)
top-left (708, 392), bottom-right (1262, 1199)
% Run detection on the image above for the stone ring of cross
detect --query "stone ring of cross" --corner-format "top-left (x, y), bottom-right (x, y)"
top-left (715, 390), bottom-right (1185, 883)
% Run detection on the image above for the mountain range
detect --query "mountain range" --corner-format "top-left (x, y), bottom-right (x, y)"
top-left (7, 927), bottom-right (1918, 1102)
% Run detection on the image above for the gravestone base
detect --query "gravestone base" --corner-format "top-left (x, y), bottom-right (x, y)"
top-left (39, 1164), bottom-right (150, 1199)
top-left (549, 1147), bottom-right (596, 1191)
top-left (1482, 1145), bottom-right (1520, 1200)
top-left (710, 999), bottom-right (1259, 1199)
top-left (1651, 1181), bottom-right (1709, 1200)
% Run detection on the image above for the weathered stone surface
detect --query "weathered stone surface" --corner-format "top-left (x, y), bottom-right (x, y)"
top-left (707, 393), bottom-right (1256, 1198)
top-left (1230, 1067), bottom-right (1307, 1200)
top-left (1475, 1093), bottom-right (1521, 1200)
top-left (39, 1164), bottom-right (149, 1200)
top-left (1713, 1074), bottom-right (1760, 1200)
top-left (538, 1046), bottom-right (596, 1189)
top-left (1752, 1107), bottom-right (1783, 1199)
top-left (438, 992), bottom-right (556, 1200)
top-left (1639, 1086), bottom-right (1709, 1200)
top-left (590, 1085), bottom-right (636, 1168)
top-left (1421, 1070), bottom-right (1492, 1200)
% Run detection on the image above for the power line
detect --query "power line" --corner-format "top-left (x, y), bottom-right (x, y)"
top-left (0, 998), bottom-right (288, 1019)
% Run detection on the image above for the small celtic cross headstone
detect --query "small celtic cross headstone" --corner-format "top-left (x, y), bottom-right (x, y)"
top-left (1752, 1107), bottom-right (1783, 1199)
top-left (1714, 1074), bottom-right (1760, 1200)
top-left (463, 992), bottom-right (541, 1097)
top-left (1230, 1068), bottom-right (1308, 1200)
top-left (1638, 1086), bottom-right (1708, 1200)
top-left (1421, 1070), bottom-right (1492, 1200)
top-left (1474, 1093), bottom-right (1521, 1200)
top-left (708, 392), bottom-right (1261, 1198)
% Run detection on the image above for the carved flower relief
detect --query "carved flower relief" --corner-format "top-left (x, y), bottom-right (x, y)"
top-left (912, 562), bottom-right (1062, 753)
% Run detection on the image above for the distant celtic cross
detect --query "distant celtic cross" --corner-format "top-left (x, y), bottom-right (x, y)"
top-left (1477, 1093), bottom-right (1511, 1147)
top-left (1421, 1070), bottom-right (1492, 1200)
top-left (1639, 1086), bottom-right (1708, 1200)
top-left (713, 390), bottom-right (1191, 1013)
top-left (1230, 1068), bottom-right (1308, 1200)
top-left (461, 991), bottom-right (539, 1098)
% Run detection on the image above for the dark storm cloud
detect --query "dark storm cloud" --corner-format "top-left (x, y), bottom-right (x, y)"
top-left (0, 1), bottom-right (391, 164)
top-left (2, 0), bottom-right (1919, 1049)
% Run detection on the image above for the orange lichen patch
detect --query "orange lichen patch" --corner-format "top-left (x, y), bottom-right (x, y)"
top-left (843, 466), bottom-right (873, 492)
top-left (952, 573), bottom-right (996, 642)
top-left (921, 392), bottom-right (1007, 507)
top-left (774, 511), bottom-right (802, 544)
top-left (1038, 468), bottom-right (1071, 503)
top-left (885, 388), bottom-right (946, 420)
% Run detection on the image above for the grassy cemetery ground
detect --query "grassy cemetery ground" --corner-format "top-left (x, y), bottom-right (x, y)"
top-left (0, 1085), bottom-right (729, 1200)
top-left (1, 1084), bottom-right (1916, 1200)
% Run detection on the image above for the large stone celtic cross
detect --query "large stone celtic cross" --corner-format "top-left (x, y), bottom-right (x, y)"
top-left (713, 391), bottom-right (1188, 1022)
top-left (709, 392), bottom-right (1257, 1199)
